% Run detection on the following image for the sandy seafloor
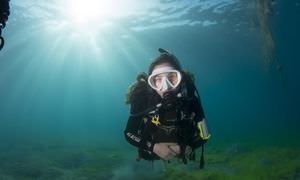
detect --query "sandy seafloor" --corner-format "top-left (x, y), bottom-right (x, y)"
top-left (0, 139), bottom-right (299, 180)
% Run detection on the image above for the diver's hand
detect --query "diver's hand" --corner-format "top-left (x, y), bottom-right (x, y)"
top-left (168, 144), bottom-right (181, 155)
top-left (153, 143), bottom-right (180, 160)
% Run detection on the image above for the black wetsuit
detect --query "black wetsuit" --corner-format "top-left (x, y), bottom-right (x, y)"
top-left (124, 82), bottom-right (207, 160)
top-left (0, 0), bottom-right (10, 27)
top-left (124, 90), bottom-right (161, 154)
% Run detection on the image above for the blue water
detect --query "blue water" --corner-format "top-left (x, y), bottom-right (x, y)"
top-left (0, 0), bottom-right (299, 179)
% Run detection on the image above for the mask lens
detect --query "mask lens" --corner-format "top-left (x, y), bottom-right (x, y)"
top-left (153, 74), bottom-right (164, 89)
top-left (167, 72), bottom-right (178, 86)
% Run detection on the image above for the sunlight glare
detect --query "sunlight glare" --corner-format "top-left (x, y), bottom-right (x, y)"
top-left (67, 0), bottom-right (115, 24)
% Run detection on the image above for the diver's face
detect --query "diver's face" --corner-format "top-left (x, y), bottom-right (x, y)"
top-left (153, 71), bottom-right (179, 91)
top-left (151, 63), bottom-right (179, 97)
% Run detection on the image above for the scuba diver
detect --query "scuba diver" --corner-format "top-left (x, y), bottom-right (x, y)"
top-left (0, 0), bottom-right (10, 51)
top-left (124, 48), bottom-right (211, 168)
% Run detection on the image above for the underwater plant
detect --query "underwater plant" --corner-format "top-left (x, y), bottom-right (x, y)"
top-left (255, 0), bottom-right (287, 87)
top-left (255, 0), bottom-right (276, 67)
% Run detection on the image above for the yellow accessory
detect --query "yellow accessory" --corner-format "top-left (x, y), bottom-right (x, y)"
top-left (151, 115), bottom-right (161, 126)
top-left (197, 118), bottom-right (211, 140)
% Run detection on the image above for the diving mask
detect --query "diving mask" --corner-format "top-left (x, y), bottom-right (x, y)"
top-left (148, 66), bottom-right (182, 92)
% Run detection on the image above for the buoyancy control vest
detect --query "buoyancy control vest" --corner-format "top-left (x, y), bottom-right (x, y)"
top-left (133, 79), bottom-right (210, 168)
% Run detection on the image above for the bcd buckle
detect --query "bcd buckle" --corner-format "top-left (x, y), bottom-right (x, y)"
top-left (151, 115), bottom-right (161, 126)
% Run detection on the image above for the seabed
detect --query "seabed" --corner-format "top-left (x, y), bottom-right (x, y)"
top-left (0, 141), bottom-right (299, 180)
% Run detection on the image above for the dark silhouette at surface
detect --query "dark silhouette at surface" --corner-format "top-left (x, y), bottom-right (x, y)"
top-left (0, 0), bottom-right (10, 51)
